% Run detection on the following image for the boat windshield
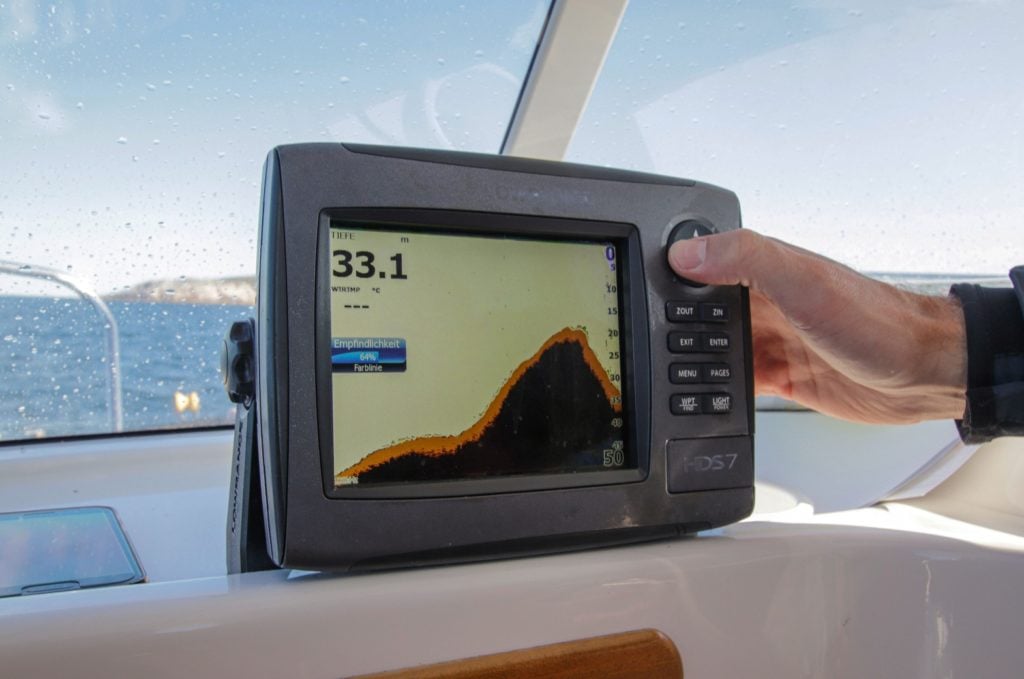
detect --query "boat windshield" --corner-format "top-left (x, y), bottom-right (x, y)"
top-left (0, 0), bottom-right (550, 442)
top-left (3, 1), bottom-right (1022, 444)
top-left (569, 0), bottom-right (1023, 278)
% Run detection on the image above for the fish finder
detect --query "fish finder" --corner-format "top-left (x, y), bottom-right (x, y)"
top-left (223, 143), bottom-right (754, 573)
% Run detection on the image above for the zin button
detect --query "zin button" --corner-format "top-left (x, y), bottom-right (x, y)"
top-left (703, 393), bottom-right (732, 414)
top-left (670, 394), bottom-right (702, 415)
top-left (701, 303), bottom-right (729, 322)
top-left (670, 364), bottom-right (701, 384)
top-left (668, 332), bottom-right (700, 353)
top-left (666, 301), bottom-right (698, 323)
top-left (702, 333), bottom-right (730, 352)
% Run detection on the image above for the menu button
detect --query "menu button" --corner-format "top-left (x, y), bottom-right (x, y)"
top-left (670, 364), bottom-right (701, 384)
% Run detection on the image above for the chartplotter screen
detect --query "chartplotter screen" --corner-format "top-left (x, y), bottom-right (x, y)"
top-left (327, 223), bottom-right (630, 487)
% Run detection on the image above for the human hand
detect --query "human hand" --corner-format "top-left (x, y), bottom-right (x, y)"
top-left (667, 229), bottom-right (967, 424)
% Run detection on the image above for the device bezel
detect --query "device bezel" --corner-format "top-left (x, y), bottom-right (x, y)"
top-left (249, 143), bottom-right (754, 571)
top-left (314, 208), bottom-right (651, 500)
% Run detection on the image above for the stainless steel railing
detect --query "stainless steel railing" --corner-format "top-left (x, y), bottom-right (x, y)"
top-left (0, 261), bottom-right (124, 432)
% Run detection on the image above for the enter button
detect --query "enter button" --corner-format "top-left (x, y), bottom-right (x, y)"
top-left (702, 333), bottom-right (730, 352)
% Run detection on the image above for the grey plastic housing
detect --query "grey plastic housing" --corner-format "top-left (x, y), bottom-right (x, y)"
top-left (256, 143), bottom-right (754, 570)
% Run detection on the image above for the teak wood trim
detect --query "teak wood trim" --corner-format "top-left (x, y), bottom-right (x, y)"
top-left (350, 628), bottom-right (683, 679)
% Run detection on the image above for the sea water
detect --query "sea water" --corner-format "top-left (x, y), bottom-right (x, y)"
top-left (0, 296), bottom-right (253, 442)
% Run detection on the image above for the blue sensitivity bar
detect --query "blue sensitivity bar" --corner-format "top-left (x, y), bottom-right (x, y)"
top-left (331, 337), bottom-right (406, 373)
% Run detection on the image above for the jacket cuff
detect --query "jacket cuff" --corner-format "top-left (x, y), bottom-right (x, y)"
top-left (949, 267), bottom-right (1024, 443)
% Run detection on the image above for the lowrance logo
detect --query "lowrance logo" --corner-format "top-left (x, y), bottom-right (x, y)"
top-left (683, 453), bottom-right (738, 473)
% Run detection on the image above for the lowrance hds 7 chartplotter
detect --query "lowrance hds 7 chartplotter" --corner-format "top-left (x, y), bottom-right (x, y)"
top-left (223, 143), bottom-right (754, 572)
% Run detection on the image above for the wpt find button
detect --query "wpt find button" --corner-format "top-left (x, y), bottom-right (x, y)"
top-left (670, 394), bottom-right (701, 415)
top-left (667, 437), bottom-right (753, 493)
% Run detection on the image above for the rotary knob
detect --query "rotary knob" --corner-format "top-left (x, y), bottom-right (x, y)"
top-left (668, 219), bottom-right (716, 287)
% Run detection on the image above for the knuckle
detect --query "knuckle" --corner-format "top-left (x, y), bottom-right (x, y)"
top-left (734, 228), bottom-right (767, 281)
top-left (734, 229), bottom-right (755, 262)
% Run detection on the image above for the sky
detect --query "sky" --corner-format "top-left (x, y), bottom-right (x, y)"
top-left (0, 0), bottom-right (548, 294)
top-left (2, 0), bottom-right (1021, 297)
top-left (569, 0), bottom-right (1024, 275)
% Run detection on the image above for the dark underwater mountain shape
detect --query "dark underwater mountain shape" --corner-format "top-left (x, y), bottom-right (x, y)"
top-left (337, 327), bottom-right (623, 484)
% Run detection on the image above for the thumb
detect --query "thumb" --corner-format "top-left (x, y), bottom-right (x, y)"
top-left (667, 228), bottom-right (847, 320)
top-left (667, 228), bottom-right (797, 300)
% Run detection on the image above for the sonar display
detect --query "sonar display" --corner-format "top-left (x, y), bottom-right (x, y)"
top-left (328, 223), bottom-right (628, 486)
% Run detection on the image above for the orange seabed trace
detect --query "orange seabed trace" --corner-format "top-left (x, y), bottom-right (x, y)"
top-left (336, 327), bottom-right (623, 480)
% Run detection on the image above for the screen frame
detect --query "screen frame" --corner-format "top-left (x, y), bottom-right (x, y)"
top-left (314, 208), bottom-right (651, 500)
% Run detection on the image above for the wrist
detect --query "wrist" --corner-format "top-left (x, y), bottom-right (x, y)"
top-left (912, 292), bottom-right (967, 420)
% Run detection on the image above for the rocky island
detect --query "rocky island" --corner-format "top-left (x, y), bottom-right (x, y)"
top-left (105, 276), bottom-right (256, 305)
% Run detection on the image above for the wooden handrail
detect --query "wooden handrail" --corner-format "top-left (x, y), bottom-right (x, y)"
top-left (351, 628), bottom-right (683, 679)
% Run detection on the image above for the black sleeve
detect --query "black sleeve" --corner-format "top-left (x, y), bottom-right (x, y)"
top-left (949, 266), bottom-right (1024, 443)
